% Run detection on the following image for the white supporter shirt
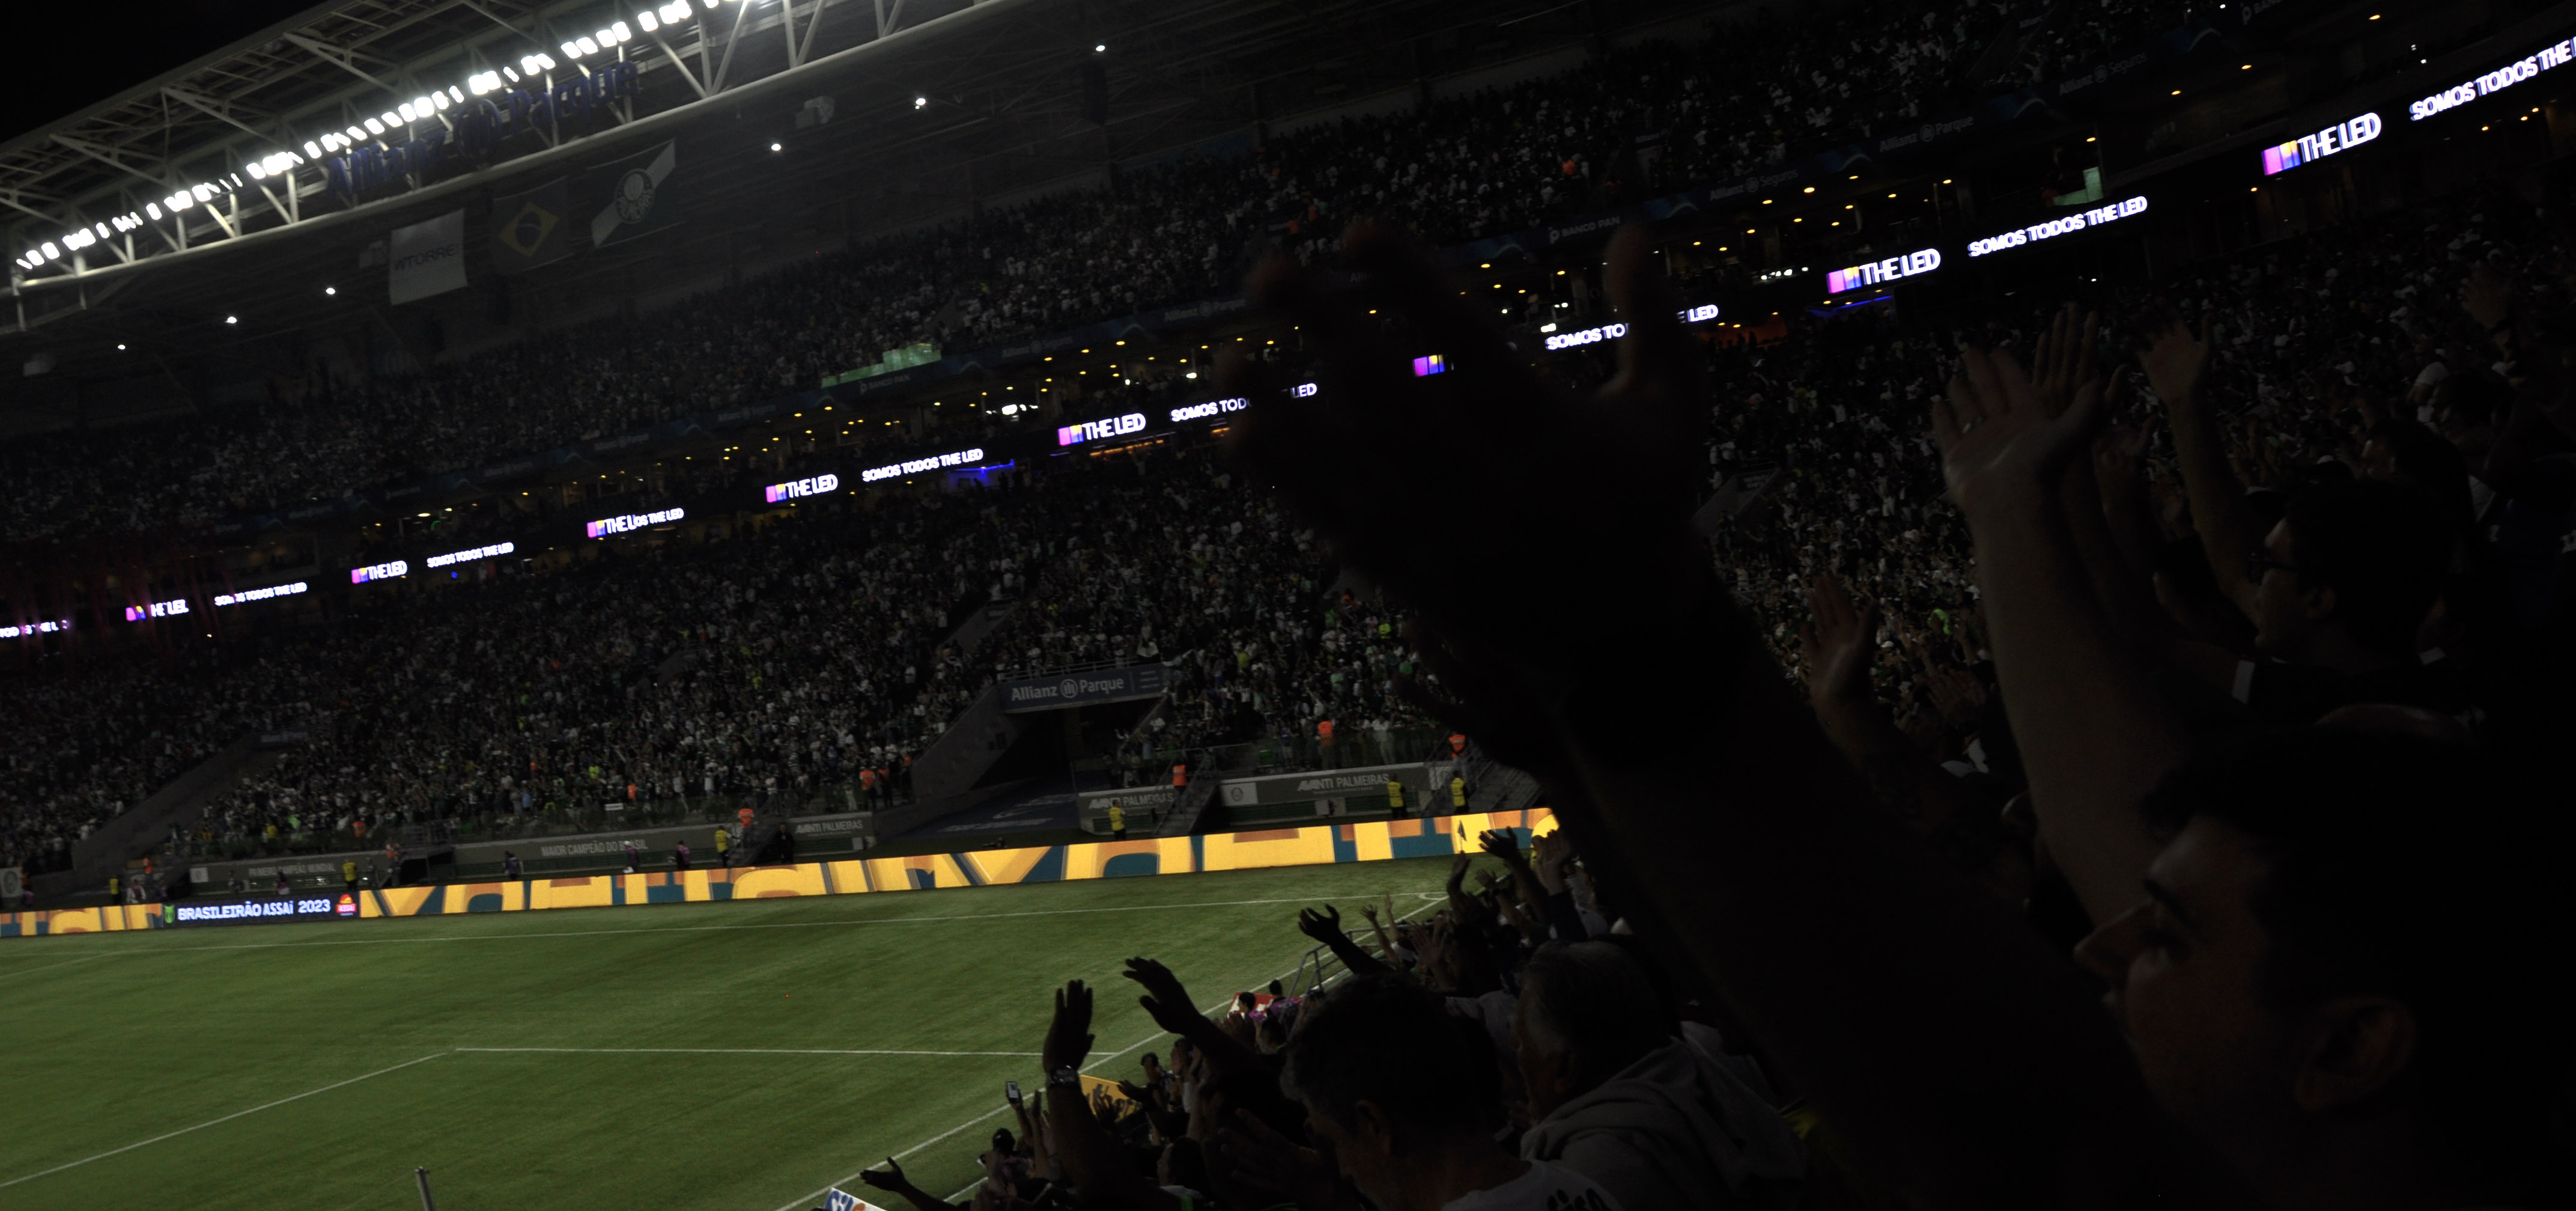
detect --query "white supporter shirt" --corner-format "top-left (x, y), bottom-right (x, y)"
top-left (1441, 1159), bottom-right (1624, 1211)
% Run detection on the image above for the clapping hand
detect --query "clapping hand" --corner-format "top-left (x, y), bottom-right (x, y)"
top-left (2463, 261), bottom-right (2515, 331)
top-left (1936, 345), bottom-right (2109, 519)
top-left (1798, 571), bottom-right (1881, 705)
top-left (2030, 302), bottom-right (2103, 420)
top-left (2136, 313), bottom-right (2212, 411)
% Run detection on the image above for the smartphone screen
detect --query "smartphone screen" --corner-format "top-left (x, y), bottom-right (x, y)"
top-left (1005, 1079), bottom-right (1022, 1105)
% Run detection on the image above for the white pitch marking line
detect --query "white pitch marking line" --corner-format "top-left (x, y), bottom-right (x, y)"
top-left (457, 1048), bottom-right (1041, 1058)
top-left (0, 1051), bottom-right (448, 1190)
top-left (923, 895), bottom-right (1451, 1208)
top-left (30, 894), bottom-right (1396, 956)
top-left (0, 954), bottom-right (101, 978)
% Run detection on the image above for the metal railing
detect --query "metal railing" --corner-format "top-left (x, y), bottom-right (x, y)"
top-left (174, 777), bottom-right (899, 862)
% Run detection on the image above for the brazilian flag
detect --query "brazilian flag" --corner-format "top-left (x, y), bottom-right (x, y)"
top-left (490, 177), bottom-right (571, 275)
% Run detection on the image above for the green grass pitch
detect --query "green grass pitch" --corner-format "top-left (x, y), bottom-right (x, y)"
top-left (0, 856), bottom-right (1459, 1210)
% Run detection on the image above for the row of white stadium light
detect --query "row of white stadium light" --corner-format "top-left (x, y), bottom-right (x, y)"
top-left (13, 0), bottom-right (752, 274)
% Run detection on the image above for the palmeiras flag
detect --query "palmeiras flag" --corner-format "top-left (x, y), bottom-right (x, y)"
top-left (588, 140), bottom-right (681, 248)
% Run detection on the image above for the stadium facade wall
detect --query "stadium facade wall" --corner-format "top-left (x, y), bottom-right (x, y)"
top-left (0, 810), bottom-right (1554, 938)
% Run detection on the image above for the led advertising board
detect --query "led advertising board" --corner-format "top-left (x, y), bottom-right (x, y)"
top-left (166, 893), bottom-right (362, 927)
top-left (585, 507), bottom-right (684, 538)
top-left (1967, 196), bottom-right (2150, 258)
top-left (859, 448), bottom-right (988, 483)
top-left (1827, 248), bottom-right (1942, 293)
top-left (1170, 398), bottom-right (1250, 424)
top-left (350, 560), bottom-right (410, 584)
top-left (214, 582), bottom-right (309, 606)
top-left (425, 541), bottom-right (515, 568)
top-left (2410, 37), bottom-right (2576, 121)
top-left (2263, 112), bottom-right (2382, 174)
top-left (1057, 414), bottom-right (1147, 447)
top-left (764, 473), bottom-right (841, 503)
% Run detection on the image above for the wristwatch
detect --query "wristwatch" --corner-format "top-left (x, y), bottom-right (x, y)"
top-left (1047, 1066), bottom-right (1082, 1090)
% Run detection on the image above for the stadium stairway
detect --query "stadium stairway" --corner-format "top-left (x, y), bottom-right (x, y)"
top-left (938, 599), bottom-right (1018, 657)
top-left (37, 726), bottom-right (297, 901)
top-left (1458, 745), bottom-right (1542, 817)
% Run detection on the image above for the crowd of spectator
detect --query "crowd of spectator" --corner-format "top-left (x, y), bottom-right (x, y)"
top-left (136, 435), bottom-right (1432, 860)
top-left (0, 650), bottom-right (294, 876)
top-left (848, 195), bottom-right (2571, 1208)
top-left (0, 0), bottom-right (2205, 544)
top-left (10, 175), bottom-right (2568, 884)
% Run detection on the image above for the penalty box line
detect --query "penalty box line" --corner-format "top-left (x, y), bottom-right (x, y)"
top-left (0, 1052), bottom-right (449, 1191)
top-left (0, 1045), bottom-right (1056, 1191)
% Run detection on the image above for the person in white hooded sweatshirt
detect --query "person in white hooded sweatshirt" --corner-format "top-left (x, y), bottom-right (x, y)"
top-left (1514, 941), bottom-right (1808, 1211)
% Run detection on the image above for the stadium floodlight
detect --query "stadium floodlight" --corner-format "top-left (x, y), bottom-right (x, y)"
top-left (913, 95), bottom-right (928, 109)
top-left (303, 140), bottom-right (322, 157)
top-left (770, 142), bottom-right (782, 151)
top-left (247, 162), bottom-right (267, 178)
top-left (594, 29), bottom-right (614, 47)
top-left (503, 66), bottom-right (522, 82)
top-left (38, 242), bottom-right (58, 260)
top-left (638, 9), bottom-right (658, 30)
top-left (398, 102), bottom-right (419, 122)
top-left (144, 202), bottom-right (161, 219)
top-left (380, 112), bottom-right (401, 130)
top-left (448, 85), bottom-right (463, 103)
top-left (612, 20), bottom-right (632, 40)
top-left (363, 117), bottom-right (386, 134)
top-left (345, 126), bottom-right (365, 141)
top-left (536, 52), bottom-right (557, 68)
top-left (433, 91), bottom-right (451, 111)
top-left (1095, 43), bottom-right (1107, 52)
top-left (225, 316), bottom-right (237, 325)
top-left (577, 36), bottom-right (600, 54)
top-left (413, 95), bottom-right (435, 117)
top-left (562, 40), bottom-right (583, 58)
top-left (324, 286), bottom-right (336, 296)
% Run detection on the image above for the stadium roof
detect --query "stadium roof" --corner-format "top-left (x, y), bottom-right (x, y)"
top-left (0, 0), bottom-right (1707, 383)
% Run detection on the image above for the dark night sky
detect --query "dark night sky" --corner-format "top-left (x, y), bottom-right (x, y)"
top-left (3, 1), bottom-right (324, 144)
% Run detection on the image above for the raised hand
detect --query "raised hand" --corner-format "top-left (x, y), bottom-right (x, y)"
top-left (2462, 260), bottom-right (2515, 331)
top-left (857, 1158), bottom-right (908, 1193)
top-left (1295, 904), bottom-right (1344, 947)
top-left (2030, 302), bottom-right (2103, 419)
top-left (1122, 957), bottom-right (1203, 1037)
top-left (1226, 222), bottom-right (1718, 706)
top-left (1477, 828), bottom-right (1526, 867)
top-left (1798, 571), bottom-right (1881, 704)
top-left (2136, 313), bottom-right (2212, 411)
top-left (1936, 346), bottom-right (2109, 518)
top-left (1043, 980), bottom-right (1095, 1074)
